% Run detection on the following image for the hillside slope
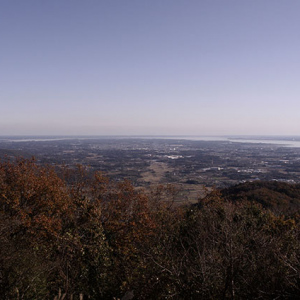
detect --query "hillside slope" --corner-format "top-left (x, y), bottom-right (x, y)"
top-left (221, 181), bottom-right (300, 212)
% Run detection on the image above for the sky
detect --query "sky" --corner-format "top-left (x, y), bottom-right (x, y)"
top-left (1, 0), bottom-right (300, 136)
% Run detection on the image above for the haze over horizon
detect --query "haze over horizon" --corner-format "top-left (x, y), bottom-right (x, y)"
top-left (1, 1), bottom-right (300, 136)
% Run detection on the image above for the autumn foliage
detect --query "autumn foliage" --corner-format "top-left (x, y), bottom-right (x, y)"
top-left (0, 158), bottom-right (299, 299)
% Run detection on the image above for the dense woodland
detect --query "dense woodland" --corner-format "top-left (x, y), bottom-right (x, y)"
top-left (0, 158), bottom-right (299, 299)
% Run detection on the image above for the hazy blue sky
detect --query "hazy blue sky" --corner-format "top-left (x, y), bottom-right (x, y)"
top-left (1, 0), bottom-right (300, 136)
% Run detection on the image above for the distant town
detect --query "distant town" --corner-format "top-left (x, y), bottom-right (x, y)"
top-left (1, 136), bottom-right (300, 202)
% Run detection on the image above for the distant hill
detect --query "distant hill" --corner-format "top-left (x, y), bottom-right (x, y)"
top-left (220, 181), bottom-right (300, 212)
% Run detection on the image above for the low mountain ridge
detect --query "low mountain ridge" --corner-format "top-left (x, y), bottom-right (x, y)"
top-left (220, 181), bottom-right (300, 212)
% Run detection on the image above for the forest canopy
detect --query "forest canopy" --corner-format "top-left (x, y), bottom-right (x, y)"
top-left (0, 158), bottom-right (299, 299)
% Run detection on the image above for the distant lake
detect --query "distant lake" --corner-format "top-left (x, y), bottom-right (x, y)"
top-left (130, 136), bottom-right (300, 148)
top-left (226, 138), bottom-right (300, 148)
top-left (174, 136), bottom-right (300, 148)
top-left (133, 135), bottom-right (300, 148)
